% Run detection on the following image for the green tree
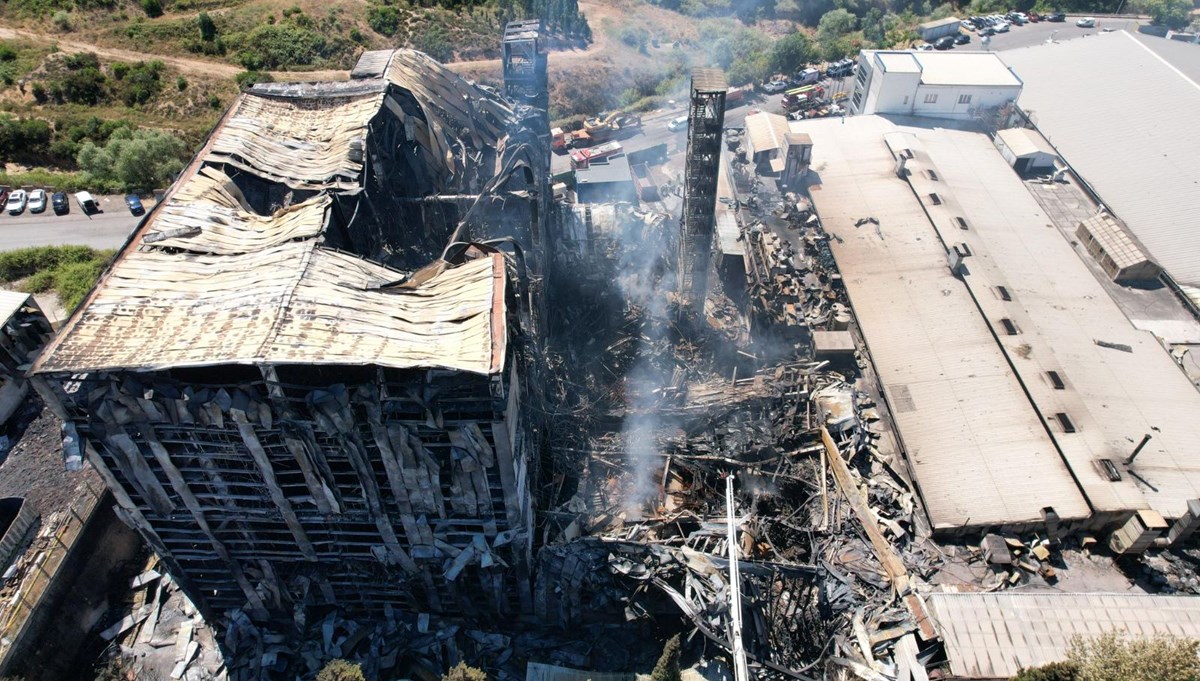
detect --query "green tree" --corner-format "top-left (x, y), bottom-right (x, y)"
top-left (1067, 632), bottom-right (1200, 681)
top-left (817, 9), bottom-right (858, 60)
top-left (77, 127), bottom-right (186, 191)
top-left (650, 634), bottom-right (682, 681)
top-left (768, 31), bottom-right (815, 75)
top-left (367, 5), bottom-right (401, 36)
top-left (443, 663), bottom-right (487, 681)
top-left (141, 0), bottom-right (163, 18)
top-left (198, 12), bottom-right (217, 41)
top-left (1140, 0), bottom-right (1193, 29)
top-left (1011, 661), bottom-right (1079, 681)
top-left (316, 660), bottom-right (365, 681)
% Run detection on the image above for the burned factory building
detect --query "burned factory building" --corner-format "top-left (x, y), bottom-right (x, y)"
top-left (29, 49), bottom-right (548, 624)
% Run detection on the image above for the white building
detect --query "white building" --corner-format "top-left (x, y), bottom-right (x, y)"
top-left (993, 127), bottom-right (1058, 174)
top-left (849, 50), bottom-right (1022, 119)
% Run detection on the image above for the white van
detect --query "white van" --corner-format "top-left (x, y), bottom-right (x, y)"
top-left (74, 191), bottom-right (99, 215)
top-left (667, 116), bottom-right (688, 132)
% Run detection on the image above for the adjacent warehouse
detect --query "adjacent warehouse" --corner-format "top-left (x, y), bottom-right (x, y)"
top-left (1002, 31), bottom-right (1200, 308)
top-left (794, 114), bottom-right (1200, 535)
top-left (850, 51), bottom-right (1022, 118)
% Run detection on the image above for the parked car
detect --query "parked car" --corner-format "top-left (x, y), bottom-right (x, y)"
top-left (762, 79), bottom-right (789, 94)
top-left (1010, 14), bottom-right (1027, 25)
top-left (1076, 17), bottom-right (1096, 27)
top-left (667, 116), bottom-right (688, 132)
top-left (27, 189), bottom-right (46, 214)
top-left (1027, 11), bottom-right (1041, 21)
top-left (51, 191), bottom-right (69, 215)
top-left (995, 21), bottom-right (1011, 32)
top-left (961, 19), bottom-right (975, 31)
top-left (915, 42), bottom-right (934, 51)
top-left (1046, 12), bottom-right (1066, 21)
top-left (125, 194), bottom-right (145, 216)
top-left (979, 26), bottom-right (997, 36)
top-left (5, 189), bottom-right (27, 216)
top-left (954, 32), bottom-right (971, 44)
top-left (75, 191), bottom-right (100, 215)
top-left (934, 36), bottom-right (957, 50)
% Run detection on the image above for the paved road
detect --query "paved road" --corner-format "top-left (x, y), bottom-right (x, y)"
top-left (0, 195), bottom-right (147, 251)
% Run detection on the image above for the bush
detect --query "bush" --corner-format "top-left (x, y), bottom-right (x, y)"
top-left (235, 70), bottom-right (273, 90)
top-left (0, 245), bottom-right (116, 310)
top-left (207, 93), bottom-right (221, 108)
top-left (367, 5), bottom-right (401, 36)
top-left (52, 10), bottom-right (72, 32)
top-left (411, 23), bottom-right (452, 61)
top-left (0, 115), bottom-right (53, 162)
top-left (1066, 632), bottom-right (1200, 681)
top-left (0, 44), bottom-right (17, 63)
top-left (443, 663), bottom-right (487, 681)
top-left (317, 660), bottom-right (365, 681)
top-left (140, 0), bottom-right (162, 18)
top-left (236, 23), bottom-right (328, 69)
top-left (198, 12), bottom-right (217, 41)
top-left (77, 127), bottom-right (186, 191)
top-left (176, 75), bottom-right (187, 90)
top-left (1012, 662), bottom-right (1079, 681)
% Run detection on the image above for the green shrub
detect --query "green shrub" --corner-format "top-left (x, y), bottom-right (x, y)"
top-left (176, 75), bottom-right (187, 90)
top-left (235, 70), bottom-right (273, 90)
top-left (1012, 662), bottom-right (1079, 681)
top-left (317, 660), bottom-right (366, 681)
top-left (236, 23), bottom-right (328, 69)
top-left (1066, 632), bottom-right (1200, 681)
top-left (77, 127), bottom-right (186, 191)
top-left (207, 93), bottom-right (221, 108)
top-left (52, 11), bottom-right (72, 32)
top-left (411, 23), bottom-right (452, 61)
top-left (140, 0), bottom-right (162, 18)
top-left (0, 44), bottom-right (17, 62)
top-left (198, 11), bottom-right (217, 41)
top-left (367, 5), bottom-right (401, 36)
top-left (0, 245), bottom-right (102, 282)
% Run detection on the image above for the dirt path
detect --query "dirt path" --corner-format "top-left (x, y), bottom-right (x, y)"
top-left (0, 0), bottom-right (620, 82)
top-left (0, 25), bottom-right (243, 77)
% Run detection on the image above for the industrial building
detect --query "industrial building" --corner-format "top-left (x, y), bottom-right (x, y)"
top-left (849, 50), bottom-right (1022, 118)
top-left (30, 48), bottom-right (550, 622)
top-left (793, 114), bottom-right (1200, 535)
top-left (1002, 31), bottom-right (1200, 309)
top-left (574, 153), bottom-right (638, 204)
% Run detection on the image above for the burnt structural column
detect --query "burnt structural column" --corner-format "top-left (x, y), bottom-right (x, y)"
top-left (502, 20), bottom-right (548, 111)
top-left (679, 68), bottom-right (728, 310)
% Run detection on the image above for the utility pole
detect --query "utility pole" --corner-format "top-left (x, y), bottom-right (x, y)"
top-left (725, 474), bottom-right (750, 681)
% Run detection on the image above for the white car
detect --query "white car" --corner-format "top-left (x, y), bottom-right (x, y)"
top-left (961, 19), bottom-right (976, 31)
top-left (995, 21), bottom-right (1011, 32)
top-left (5, 189), bottom-right (26, 215)
top-left (667, 116), bottom-right (688, 132)
top-left (1076, 17), bottom-right (1096, 27)
top-left (916, 42), bottom-right (934, 51)
top-left (27, 189), bottom-right (46, 214)
top-left (762, 80), bottom-right (788, 94)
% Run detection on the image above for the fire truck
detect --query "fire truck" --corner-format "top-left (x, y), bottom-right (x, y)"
top-left (782, 84), bottom-right (826, 112)
top-left (570, 141), bottom-right (624, 169)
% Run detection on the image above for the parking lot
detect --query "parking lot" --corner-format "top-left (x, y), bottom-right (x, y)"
top-left (0, 193), bottom-right (152, 250)
top-left (953, 15), bottom-right (1141, 52)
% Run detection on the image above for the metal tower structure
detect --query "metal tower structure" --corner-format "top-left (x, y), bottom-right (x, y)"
top-left (678, 68), bottom-right (728, 309)
top-left (502, 20), bottom-right (548, 111)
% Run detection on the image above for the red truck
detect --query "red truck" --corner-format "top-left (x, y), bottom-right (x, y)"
top-left (570, 141), bottom-right (624, 169)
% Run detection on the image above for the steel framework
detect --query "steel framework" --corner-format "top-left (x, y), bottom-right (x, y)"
top-left (502, 20), bottom-right (548, 111)
top-left (678, 68), bottom-right (728, 309)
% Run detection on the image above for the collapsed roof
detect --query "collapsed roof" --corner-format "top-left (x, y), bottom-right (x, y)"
top-left (34, 50), bottom-right (542, 378)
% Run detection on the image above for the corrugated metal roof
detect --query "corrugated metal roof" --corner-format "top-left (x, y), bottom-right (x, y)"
top-left (929, 592), bottom-right (1200, 679)
top-left (34, 50), bottom-right (515, 378)
top-left (793, 115), bottom-right (1089, 530)
top-left (995, 127), bottom-right (1056, 159)
top-left (1002, 31), bottom-right (1200, 287)
top-left (745, 112), bottom-right (790, 157)
top-left (917, 126), bottom-right (1200, 520)
top-left (918, 16), bottom-right (961, 30)
top-left (0, 290), bottom-right (31, 325)
top-left (691, 67), bottom-right (728, 93)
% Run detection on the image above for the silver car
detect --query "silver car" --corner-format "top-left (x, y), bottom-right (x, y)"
top-left (28, 188), bottom-right (46, 214)
top-left (5, 189), bottom-right (26, 215)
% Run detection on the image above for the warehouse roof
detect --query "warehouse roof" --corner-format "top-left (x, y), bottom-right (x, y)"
top-left (915, 123), bottom-right (1200, 521)
top-left (35, 50), bottom-right (516, 377)
top-left (1002, 31), bottom-right (1200, 290)
top-left (792, 115), bottom-right (1089, 531)
top-left (1078, 213), bottom-right (1154, 273)
top-left (0, 290), bottom-right (31, 327)
top-left (929, 592), bottom-right (1200, 679)
top-left (995, 127), bottom-right (1056, 159)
